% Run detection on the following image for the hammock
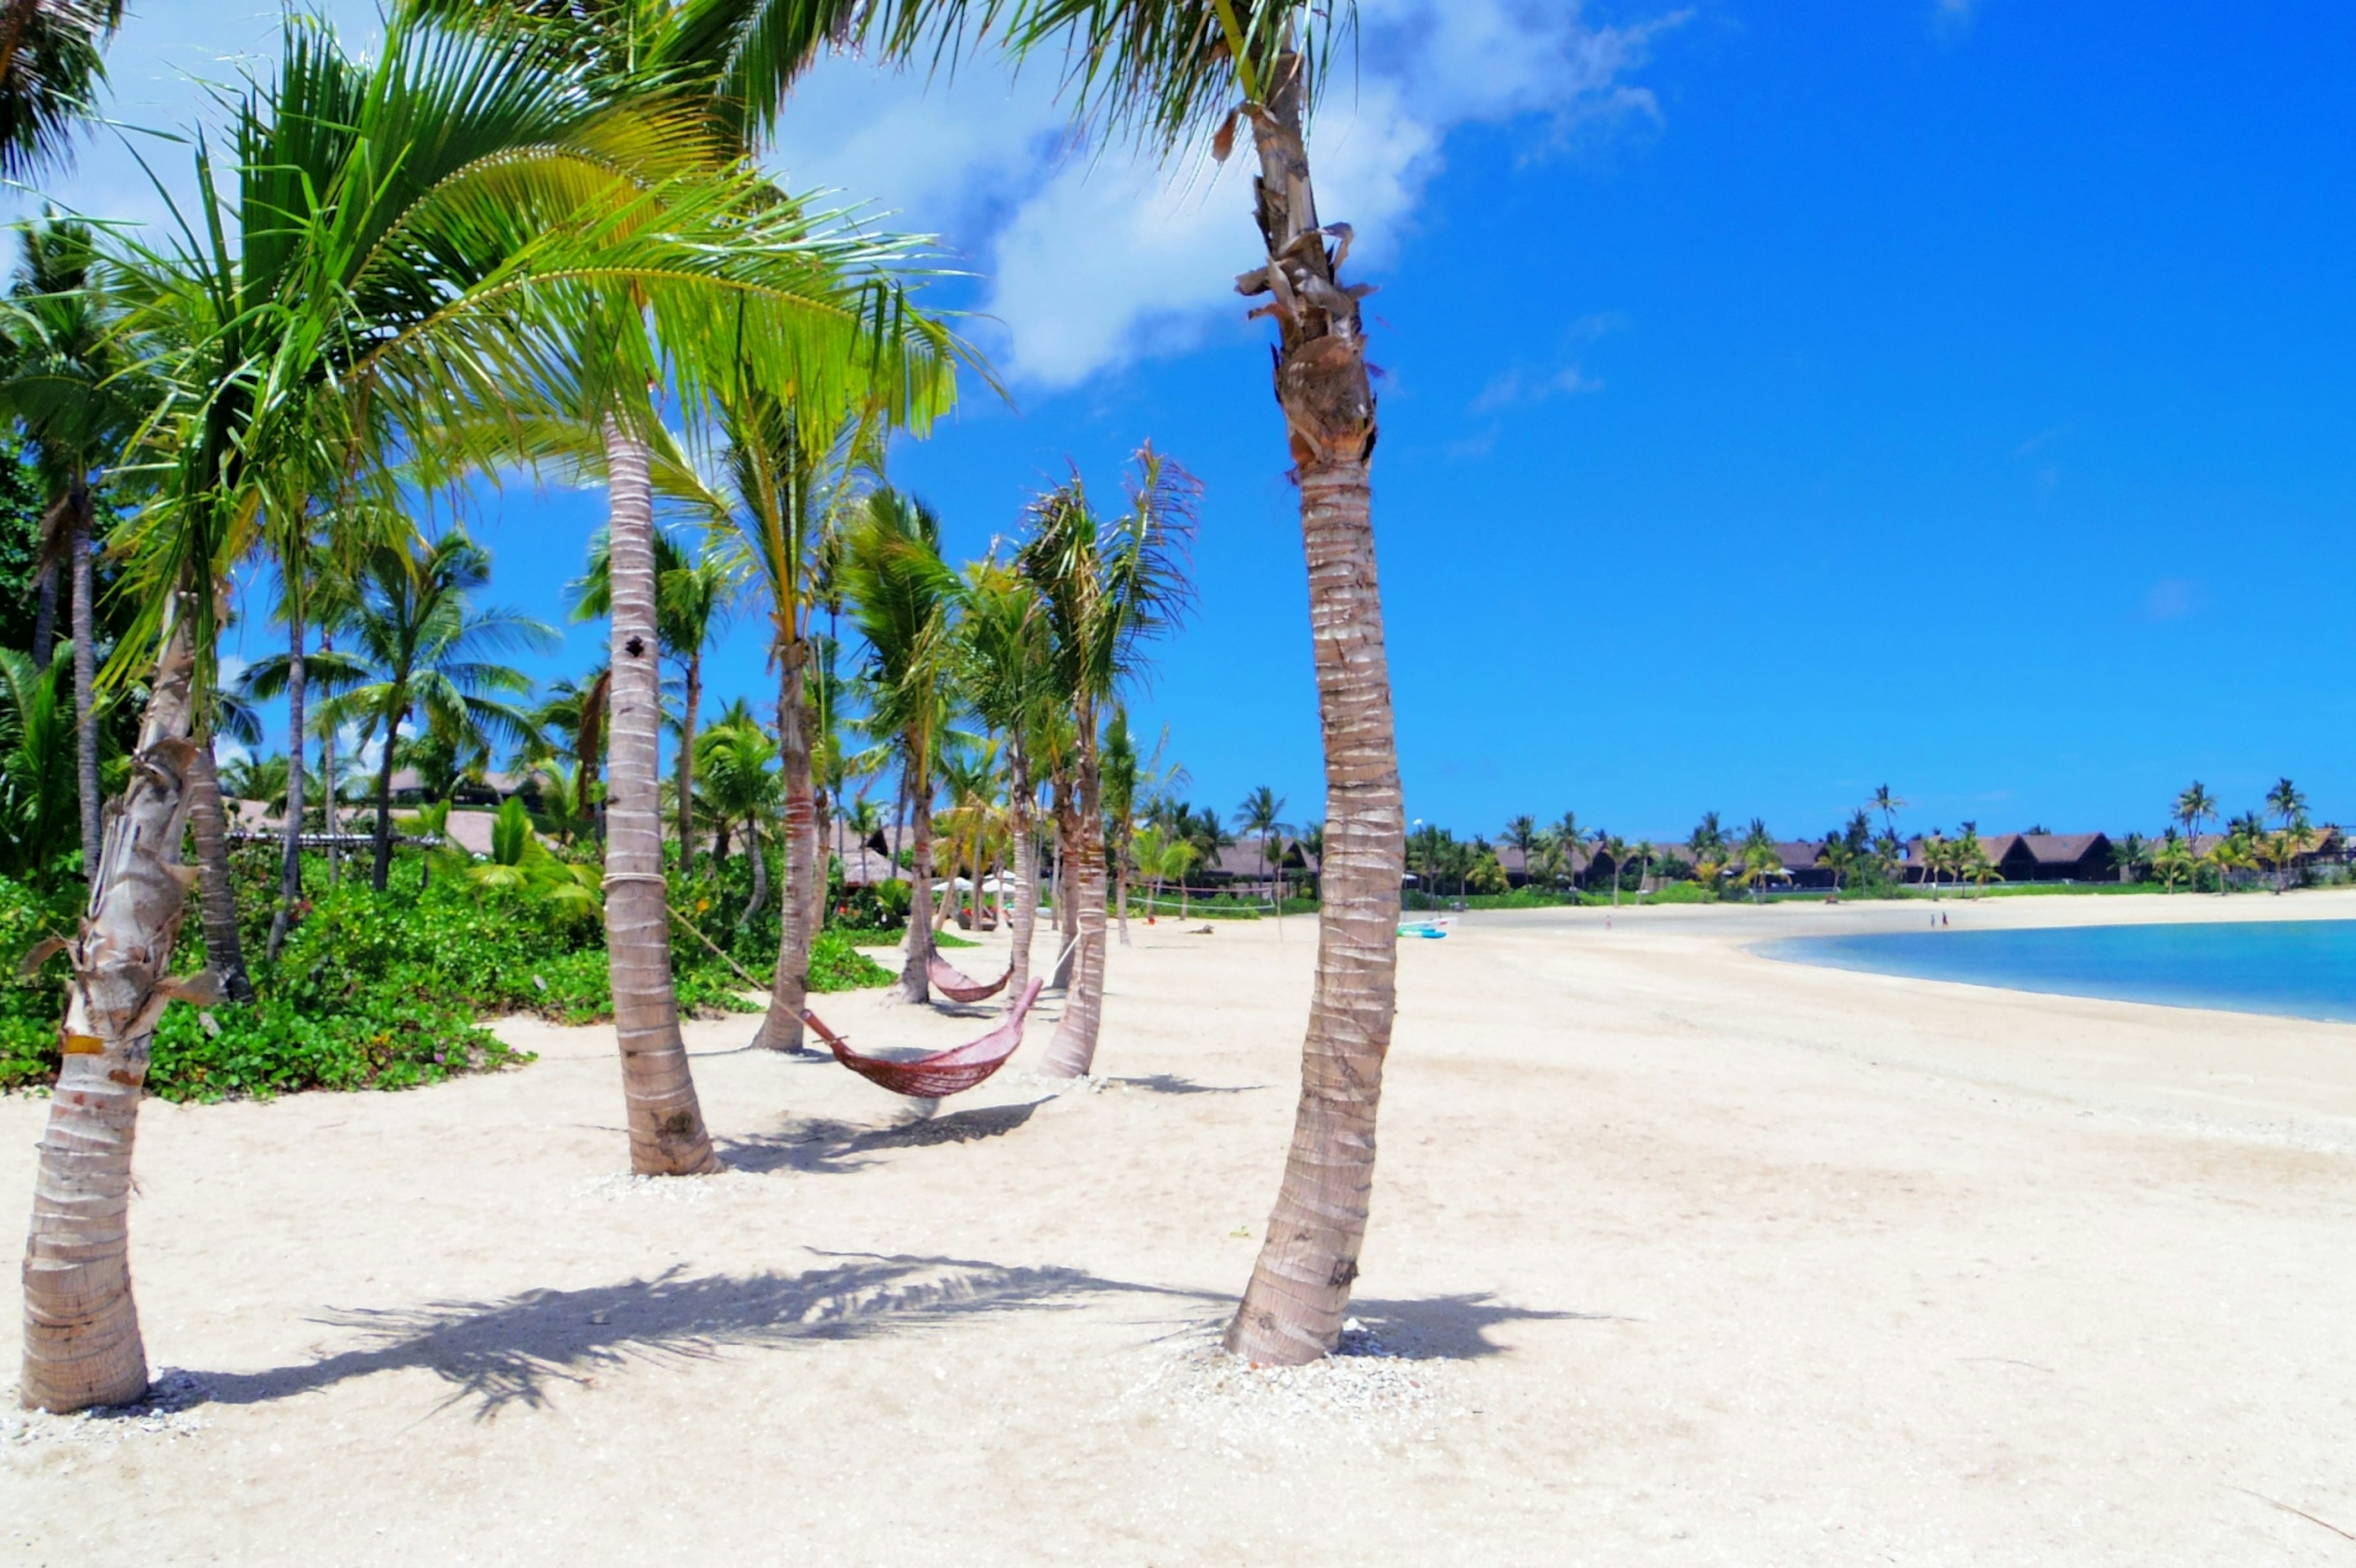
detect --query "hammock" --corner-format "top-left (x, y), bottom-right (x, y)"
top-left (804, 978), bottom-right (1046, 1099)
top-left (927, 949), bottom-right (1014, 1004)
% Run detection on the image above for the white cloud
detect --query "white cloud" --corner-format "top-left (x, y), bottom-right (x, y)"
top-left (1469, 364), bottom-right (1603, 413)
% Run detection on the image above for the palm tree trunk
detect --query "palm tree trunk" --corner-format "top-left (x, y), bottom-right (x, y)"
top-left (31, 559), bottom-right (55, 667)
top-left (20, 605), bottom-right (200, 1413)
top-left (756, 650), bottom-right (817, 1053)
top-left (185, 737), bottom-right (255, 1004)
top-left (898, 748), bottom-right (933, 1004)
top-left (1226, 60), bottom-right (1406, 1366)
top-left (1007, 746), bottom-right (1038, 997)
top-left (1115, 845), bottom-right (1131, 945)
top-left (744, 815), bottom-right (768, 920)
top-left (369, 705), bottom-right (402, 891)
top-left (601, 418), bottom-right (717, 1177)
top-left (69, 486), bottom-right (99, 883)
top-left (1050, 773), bottom-right (1079, 991)
top-left (1044, 712), bottom-right (1107, 1077)
top-left (317, 645), bottom-right (339, 884)
top-left (266, 598), bottom-right (306, 961)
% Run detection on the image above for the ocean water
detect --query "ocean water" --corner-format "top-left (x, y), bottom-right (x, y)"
top-left (1764, 918), bottom-right (2356, 1023)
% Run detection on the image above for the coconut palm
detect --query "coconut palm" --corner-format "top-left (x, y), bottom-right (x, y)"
top-left (0, 0), bottom-right (123, 180)
top-left (2266, 777), bottom-right (2307, 831)
top-left (1869, 784), bottom-right (1904, 842)
top-left (843, 487), bottom-right (962, 1002)
top-left (466, 795), bottom-right (601, 920)
top-left (21, 8), bottom-right (907, 1411)
top-left (218, 751), bottom-right (291, 814)
top-left (0, 644), bottom-right (75, 884)
top-left (315, 531), bottom-right (554, 891)
top-left (962, 557), bottom-right (1054, 988)
top-left (697, 712), bottom-right (783, 920)
top-left (1593, 829), bottom-right (1630, 907)
top-left (1233, 783), bottom-right (1290, 905)
top-left (1018, 447), bottom-right (1196, 1078)
top-left (2109, 831), bottom-right (2151, 885)
top-left (2154, 830), bottom-right (2195, 892)
top-left (0, 215), bottom-right (144, 881)
top-left (2174, 782), bottom-right (2217, 850)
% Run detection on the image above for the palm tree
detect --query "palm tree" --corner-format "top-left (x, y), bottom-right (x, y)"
top-left (1234, 783), bottom-right (1291, 905)
top-left (1100, 712), bottom-right (1140, 940)
top-left (22, 9), bottom-right (880, 1410)
top-left (1131, 821), bottom-right (1197, 913)
top-left (2266, 777), bottom-right (2308, 831)
top-left (962, 558), bottom-right (1054, 990)
top-left (572, 523), bottom-right (734, 861)
top-left (697, 713), bottom-right (783, 921)
top-left (844, 488), bottom-right (963, 1002)
top-left (218, 751), bottom-right (291, 815)
top-left (0, 644), bottom-right (76, 885)
top-left (0, 215), bottom-right (141, 882)
top-left (0, 0), bottom-right (123, 180)
top-left (1594, 830), bottom-right (1630, 907)
top-left (1817, 836), bottom-right (1857, 895)
top-left (1020, 448), bottom-right (1196, 1077)
top-left (2154, 831), bottom-right (2195, 892)
top-left (1869, 784), bottom-right (1904, 844)
top-left (2175, 781), bottom-right (2217, 851)
top-left (465, 796), bottom-right (601, 921)
top-left (2109, 831), bottom-right (2151, 885)
top-left (318, 531), bottom-right (553, 892)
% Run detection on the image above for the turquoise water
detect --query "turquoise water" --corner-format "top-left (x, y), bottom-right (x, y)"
top-left (1764, 919), bottom-right (2356, 1023)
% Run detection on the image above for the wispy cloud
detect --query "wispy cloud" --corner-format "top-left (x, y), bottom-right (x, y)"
top-left (1469, 364), bottom-right (1604, 413)
top-left (1935, 0), bottom-right (1982, 36)
top-left (2143, 578), bottom-right (2207, 622)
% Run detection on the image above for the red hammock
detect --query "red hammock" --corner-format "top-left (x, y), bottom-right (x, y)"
top-left (927, 949), bottom-right (1014, 1004)
top-left (804, 978), bottom-right (1045, 1099)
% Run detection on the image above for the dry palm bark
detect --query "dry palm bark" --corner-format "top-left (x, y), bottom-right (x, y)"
top-left (69, 485), bottom-right (98, 880)
top-left (601, 421), bottom-right (718, 1175)
top-left (20, 610), bottom-right (206, 1412)
top-left (756, 650), bottom-right (816, 1052)
top-left (1224, 56), bottom-right (1406, 1366)
top-left (185, 738), bottom-right (255, 1004)
top-left (1041, 724), bottom-right (1107, 1076)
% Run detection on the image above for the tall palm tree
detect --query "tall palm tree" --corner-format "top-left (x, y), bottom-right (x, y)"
top-left (1019, 447), bottom-right (1196, 1077)
top-left (2175, 781), bottom-right (2217, 850)
top-left (843, 487), bottom-right (962, 1002)
top-left (0, 0), bottom-right (123, 180)
top-left (2266, 777), bottom-right (2307, 831)
top-left (21, 8), bottom-right (897, 1412)
top-left (962, 558), bottom-right (1053, 989)
top-left (1233, 783), bottom-right (1290, 905)
top-left (319, 531), bottom-right (554, 891)
top-left (0, 215), bottom-right (141, 882)
top-left (1869, 784), bottom-right (1904, 843)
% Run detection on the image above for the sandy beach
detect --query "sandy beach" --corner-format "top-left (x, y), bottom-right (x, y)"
top-left (6, 891), bottom-right (2355, 1564)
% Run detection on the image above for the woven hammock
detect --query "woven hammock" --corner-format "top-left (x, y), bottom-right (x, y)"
top-left (804, 978), bottom-right (1046, 1099)
top-left (926, 949), bottom-right (1014, 1004)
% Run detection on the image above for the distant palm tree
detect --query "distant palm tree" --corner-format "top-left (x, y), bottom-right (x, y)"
top-left (2266, 777), bottom-right (2308, 831)
top-left (320, 531), bottom-right (556, 890)
top-left (2154, 832), bottom-right (2195, 893)
top-left (1595, 830), bottom-right (1630, 908)
top-left (1817, 837), bottom-right (1857, 894)
top-left (697, 715), bottom-right (783, 922)
top-left (1630, 839), bottom-right (1656, 902)
top-left (2109, 831), bottom-right (2151, 884)
top-left (1234, 784), bottom-right (1292, 905)
top-left (2175, 782), bottom-right (2218, 850)
top-left (1869, 785), bottom-right (1904, 844)
top-left (220, 753), bottom-right (293, 815)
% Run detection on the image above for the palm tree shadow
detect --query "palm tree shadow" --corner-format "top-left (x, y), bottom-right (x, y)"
top-left (1106, 1074), bottom-right (1265, 1096)
top-left (1344, 1294), bottom-right (1634, 1361)
top-left (716, 1101), bottom-right (1045, 1175)
top-left (182, 1252), bottom-right (1218, 1420)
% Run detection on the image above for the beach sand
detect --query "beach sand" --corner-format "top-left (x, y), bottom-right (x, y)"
top-left (6, 891), bottom-right (2355, 1564)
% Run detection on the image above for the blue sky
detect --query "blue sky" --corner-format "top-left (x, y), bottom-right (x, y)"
top-left (25, 1), bottom-right (2356, 844)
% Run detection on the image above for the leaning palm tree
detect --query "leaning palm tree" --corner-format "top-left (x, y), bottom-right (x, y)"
top-left (2174, 781), bottom-right (2217, 851)
top-left (1869, 784), bottom-right (1904, 843)
top-left (1018, 447), bottom-right (1196, 1078)
top-left (320, 531), bottom-right (555, 891)
top-left (950, 0), bottom-right (1400, 1357)
top-left (2266, 777), bottom-right (2307, 832)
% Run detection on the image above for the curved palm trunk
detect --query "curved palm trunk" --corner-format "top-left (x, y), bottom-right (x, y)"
top-left (1006, 747), bottom-right (1038, 997)
top-left (266, 599), bottom-right (306, 960)
top-left (898, 750), bottom-right (933, 1004)
top-left (601, 420), bottom-right (717, 1176)
top-left (20, 609), bottom-right (199, 1412)
top-left (70, 486), bottom-right (99, 883)
top-left (1044, 716), bottom-right (1107, 1077)
top-left (756, 651), bottom-right (817, 1052)
top-left (186, 738), bottom-right (255, 1004)
top-left (1226, 61), bottom-right (1406, 1366)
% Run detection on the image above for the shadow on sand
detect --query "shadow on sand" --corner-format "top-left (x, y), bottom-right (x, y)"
top-left (715, 1101), bottom-right (1047, 1175)
top-left (185, 1251), bottom-right (1218, 1419)
top-left (1342, 1294), bottom-right (1636, 1360)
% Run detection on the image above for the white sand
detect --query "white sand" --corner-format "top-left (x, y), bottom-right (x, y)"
top-left (6, 891), bottom-right (2356, 1564)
